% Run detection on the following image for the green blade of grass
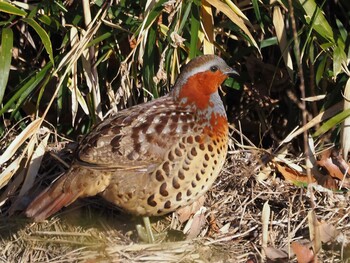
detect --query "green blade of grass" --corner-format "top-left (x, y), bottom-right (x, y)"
top-left (0, 27), bottom-right (13, 105)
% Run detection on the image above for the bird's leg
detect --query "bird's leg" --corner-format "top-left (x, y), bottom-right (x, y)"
top-left (136, 216), bottom-right (155, 243)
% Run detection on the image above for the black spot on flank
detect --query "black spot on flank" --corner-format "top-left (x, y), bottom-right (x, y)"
top-left (178, 170), bottom-right (185, 180)
top-left (208, 144), bottom-right (214, 152)
top-left (172, 177), bottom-right (180, 189)
top-left (214, 160), bottom-right (218, 165)
top-left (176, 192), bottom-right (182, 201)
top-left (195, 135), bottom-right (201, 142)
top-left (187, 136), bottom-right (194, 144)
top-left (191, 147), bottom-right (197, 156)
top-left (147, 195), bottom-right (157, 207)
top-left (162, 161), bottom-right (170, 175)
top-left (164, 200), bottom-right (171, 209)
top-left (191, 181), bottom-right (196, 188)
top-left (196, 174), bottom-right (201, 181)
top-left (168, 151), bottom-right (175, 161)
top-left (199, 144), bottom-right (205, 151)
top-left (186, 189), bottom-right (192, 196)
top-left (160, 182), bottom-right (169, 196)
top-left (204, 153), bottom-right (210, 161)
top-left (155, 170), bottom-right (165, 181)
top-left (179, 143), bottom-right (186, 149)
top-left (175, 148), bottom-right (183, 157)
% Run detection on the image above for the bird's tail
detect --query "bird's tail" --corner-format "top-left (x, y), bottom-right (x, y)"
top-left (25, 175), bottom-right (83, 222)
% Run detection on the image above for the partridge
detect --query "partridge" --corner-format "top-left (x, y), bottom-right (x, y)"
top-left (26, 55), bottom-right (238, 241)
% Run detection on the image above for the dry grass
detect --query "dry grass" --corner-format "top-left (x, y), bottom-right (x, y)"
top-left (0, 131), bottom-right (350, 263)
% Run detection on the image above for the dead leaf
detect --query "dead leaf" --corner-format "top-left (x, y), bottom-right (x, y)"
top-left (185, 207), bottom-right (207, 239)
top-left (318, 149), bottom-right (345, 181)
top-left (176, 195), bottom-right (205, 223)
top-left (318, 221), bottom-right (339, 243)
top-left (291, 242), bottom-right (314, 263)
top-left (276, 163), bottom-right (316, 184)
top-left (264, 246), bottom-right (288, 260)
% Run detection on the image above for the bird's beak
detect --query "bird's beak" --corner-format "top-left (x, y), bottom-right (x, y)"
top-left (224, 67), bottom-right (239, 77)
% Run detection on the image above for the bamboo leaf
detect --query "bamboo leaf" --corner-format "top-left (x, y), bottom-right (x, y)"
top-left (341, 78), bottom-right (350, 160)
top-left (313, 107), bottom-right (350, 137)
top-left (298, 0), bottom-right (335, 43)
top-left (201, 0), bottom-right (214, 55)
top-left (0, 27), bottom-right (13, 105)
top-left (272, 5), bottom-right (293, 80)
top-left (333, 41), bottom-right (347, 78)
top-left (0, 1), bottom-right (26, 17)
top-left (189, 1), bottom-right (200, 59)
top-left (0, 61), bottom-right (52, 116)
top-left (22, 18), bottom-right (55, 66)
top-left (0, 118), bottom-right (42, 166)
top-left (206, 0), bottom-right (259, 51)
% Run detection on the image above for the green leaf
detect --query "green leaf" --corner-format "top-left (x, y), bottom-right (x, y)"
top-left (333, 40), bottom-right (347, 78)
top-left (189, 2), bottom-right (200, 59)
top-left (224, 78), bottom-right (241, 90)
top-left (252, 0), bottom-right (263, 32)
top-left (260, 37), bottom-right (278, 49)
top-left (22, 18), bottom-right (55, 66)
top-left (134, 0), bottom-right (168, 37)
top-left (316, 55), bottom-right (327, 85)
top-left (336, 19), bottom-right (347, 42)
top-left (178, 1), bottom-right (193, 33)
top-left (143, 24), bottom-right (158, 98)
top-left (0, 1), bottom-right (27, 17)
top-left (0, 61), bottom-right (52, 116)
top-left (298, 0), bottom-right (334, 43)
top-left (0, 28), bottom-right (13, 105)
top-left (313, 108), bottom-right (350, 137)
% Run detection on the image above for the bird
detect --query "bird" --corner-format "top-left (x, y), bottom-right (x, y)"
top-left (25, 54), bottom-right (239, 242)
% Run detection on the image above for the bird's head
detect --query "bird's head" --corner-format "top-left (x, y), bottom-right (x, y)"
top-left (173, 55), bottom-right (238, 110)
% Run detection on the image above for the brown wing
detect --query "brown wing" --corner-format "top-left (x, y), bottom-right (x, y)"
top-left (76, 95), bottom-right (198, 169)
top-left (26, 95), bottom-right (199, 221)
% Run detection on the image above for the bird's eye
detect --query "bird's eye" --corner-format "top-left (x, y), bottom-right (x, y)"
top-left (210, 65), bottom-right (218, 72)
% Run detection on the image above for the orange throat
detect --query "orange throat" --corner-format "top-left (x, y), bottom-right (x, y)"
top-left (177, 71), bottom-right (227, 110)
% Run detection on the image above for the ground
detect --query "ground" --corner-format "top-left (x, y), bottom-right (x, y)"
top-left (0, 131), bottom-right (349, 263)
